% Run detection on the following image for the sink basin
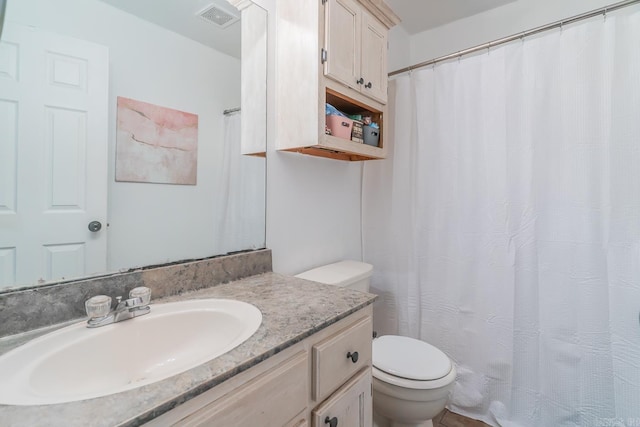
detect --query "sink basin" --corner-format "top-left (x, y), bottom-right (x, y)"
top-left (0, 298), bottom-right (262, 405)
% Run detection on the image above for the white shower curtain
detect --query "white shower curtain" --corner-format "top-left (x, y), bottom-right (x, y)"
top-left (363, 6), bottom-right (640, 427)
top-left (216, 112), bottom-right (266, 253)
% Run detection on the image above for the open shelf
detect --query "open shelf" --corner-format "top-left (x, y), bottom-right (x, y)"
top-left (299, 88), bottom-right (385, 161)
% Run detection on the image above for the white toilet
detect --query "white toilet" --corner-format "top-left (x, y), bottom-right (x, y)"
top-left (296, 260), bottom-right (456, 427)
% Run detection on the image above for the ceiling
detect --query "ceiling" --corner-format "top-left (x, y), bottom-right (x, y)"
top-left (99, 0), bottom-right (519, 57)
top-left (386, 0), bottom-right (518, 35)
top-left (99, 0), bottom-right (241, 58)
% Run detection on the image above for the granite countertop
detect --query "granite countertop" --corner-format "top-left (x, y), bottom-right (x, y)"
top-left (0, 273), bottom-right (376, 427)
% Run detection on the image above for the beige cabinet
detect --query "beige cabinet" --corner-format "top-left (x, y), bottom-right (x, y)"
top-left (360, 11), bottom-right (388, 104)
top-left (275, 0), bottom-right (399, 161)
top-left (324, 0), bottom-right (360, 94)
top-left (324, 0), bottom-right (388, 105)
top-left (312, 369), bottom-right (372, 427)
top-left (145, 306), bottom-right (373, 427)
top-left (228, 0), bottom-right (268, 156)
top-left (172, 352), bottom-right (308, 426)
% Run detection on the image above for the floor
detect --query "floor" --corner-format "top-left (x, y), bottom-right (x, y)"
top-left (434, 409), bottom-right (492, 427)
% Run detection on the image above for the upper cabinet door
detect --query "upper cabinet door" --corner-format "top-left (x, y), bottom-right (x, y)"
top-left (324, 0), bottom-right (361, 92)
top-left (360, 11), bottom-right (388, 104)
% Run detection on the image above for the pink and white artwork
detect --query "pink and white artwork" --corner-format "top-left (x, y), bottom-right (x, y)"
top-left (116, 97), bottom-right (198, 185)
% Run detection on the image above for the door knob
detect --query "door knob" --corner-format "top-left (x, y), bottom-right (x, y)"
top-left (325, 416), bottom-right (338, 427)
top-left (356, 77), bottom-right (364, 85)
top-left (88, 221), bottom-right (102, 232)
top-left (365, 82), bottom-right (373, 89)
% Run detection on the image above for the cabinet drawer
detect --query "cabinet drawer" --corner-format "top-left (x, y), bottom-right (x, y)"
top-left (179, 351), bottom-right (308, 427)
top-left (312, 316), bottom-right (372, 402)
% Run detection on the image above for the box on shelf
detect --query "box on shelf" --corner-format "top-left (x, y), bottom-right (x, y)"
top-left (351, 120), bottom-right (364, 143)
top-left (326, 115), bottom-right (354, 140)
top-left (363, 125), bottom-right (380, 147)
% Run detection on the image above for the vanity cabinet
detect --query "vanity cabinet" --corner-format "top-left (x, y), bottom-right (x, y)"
top-left (145, 306), bottom-right (373, 426)
top-left (275, 0), bottom-right (399, 161)
top-left (170, 352), bottom-right (308, 426)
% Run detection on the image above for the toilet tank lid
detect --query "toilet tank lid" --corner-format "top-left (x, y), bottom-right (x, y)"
top-left (295, 260), bottom-right (373, 287)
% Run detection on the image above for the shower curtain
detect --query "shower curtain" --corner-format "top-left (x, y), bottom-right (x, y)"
top-left (363, 6), bottom-right (640, 427)
top-left (216, 112), bottom-right (266, 253)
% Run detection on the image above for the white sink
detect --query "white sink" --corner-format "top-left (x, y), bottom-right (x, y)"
top-left (0, 298), bottom-right (262, 405)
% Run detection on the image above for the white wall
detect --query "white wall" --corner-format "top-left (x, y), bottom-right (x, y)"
top-left (388, 25), bottom-right (411, 74)
top-left (6, 0), bottom-right (244, 271)
top-left (266, 153), bottom-right (364, 275)
top-left (390, 0), bottom-right (619, 72)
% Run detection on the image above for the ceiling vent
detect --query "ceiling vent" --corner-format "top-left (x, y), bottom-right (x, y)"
top-left (197, 4), bottom-right (239, 29)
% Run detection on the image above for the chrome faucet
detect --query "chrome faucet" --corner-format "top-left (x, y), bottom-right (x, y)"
top-left (84, 287), bottom-right (151, 328)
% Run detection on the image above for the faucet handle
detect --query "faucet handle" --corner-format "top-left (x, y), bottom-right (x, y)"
top-left (129, 287), bottom-right (151, 305)
top-left (85, 295), bottom-right (112, 319)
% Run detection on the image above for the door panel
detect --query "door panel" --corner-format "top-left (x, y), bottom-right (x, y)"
top-left (324, 0), bottom-right (361, 91)
top-left (0, 23), bottom-right (108, 287)
top-left (0, 99), bottom-right (17, 214)
top-left (361, 11), bottom-right (387, 104)
top-left (312, 369), bottom-right (372, 427)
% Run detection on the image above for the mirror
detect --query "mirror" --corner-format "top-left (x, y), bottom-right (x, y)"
top-left (0, 0), bottom-right (266, 291)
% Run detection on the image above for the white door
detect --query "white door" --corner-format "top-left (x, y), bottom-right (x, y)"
top-left (0, 22), bottom-right (109, 287)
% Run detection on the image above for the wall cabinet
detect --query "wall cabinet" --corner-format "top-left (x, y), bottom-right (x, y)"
top-left (325, 0), bottom-right (388, 105)
top-left (145, 306), bottom-right (373, 426)
top-left (275, 0), bottom-right (399, 161)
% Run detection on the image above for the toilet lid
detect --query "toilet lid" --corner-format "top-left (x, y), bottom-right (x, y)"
top-left (373, 335), bottom-right (452, 381)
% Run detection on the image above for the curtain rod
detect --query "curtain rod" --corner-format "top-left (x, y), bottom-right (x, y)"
top-left (389, 0), bottom-right (640, 77)
top-left (223, 107), bottom-right (241, 115)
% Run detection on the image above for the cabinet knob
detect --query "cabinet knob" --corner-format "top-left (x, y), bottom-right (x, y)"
top-left (346, 351), bottom-right (359, 363)
top-left (356, 77), bottom-right (364, 85)
top-left (325, 416), bottom-right (338, 427)
top-left (365, 82), bottom-right (373, 89)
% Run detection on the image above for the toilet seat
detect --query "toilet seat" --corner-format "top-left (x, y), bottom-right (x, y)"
top-left (372, 335), bottom-right (455, 390)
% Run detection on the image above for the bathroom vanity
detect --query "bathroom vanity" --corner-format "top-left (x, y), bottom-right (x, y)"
top-left (0, 271), bottom-right (376, 426)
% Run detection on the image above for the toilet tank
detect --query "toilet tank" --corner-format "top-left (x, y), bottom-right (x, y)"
top-left (295, 260), bottom-right (372, 292)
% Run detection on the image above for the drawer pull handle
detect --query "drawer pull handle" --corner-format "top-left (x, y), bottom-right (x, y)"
top-left (365, 82), bottom-right (373, 89)
top-left (346, 351), bottom-right (359, 363)
top-left (356, 77), bottom-right (364, 85)
top-left (325, 416), bottom-right (338, 427)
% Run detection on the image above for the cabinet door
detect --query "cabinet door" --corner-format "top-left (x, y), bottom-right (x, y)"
top-left (312, 369), bottom-right (372, 427)
top-left (324, 0), bottom-right (361, 91)
top-left (360, 11), bottom-right (388, 104)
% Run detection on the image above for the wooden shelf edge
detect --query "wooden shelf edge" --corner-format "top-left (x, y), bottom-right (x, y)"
top-left (278, 134), bottom-right (385, 162)
top-left (243, 151), bottom-right (267, 158)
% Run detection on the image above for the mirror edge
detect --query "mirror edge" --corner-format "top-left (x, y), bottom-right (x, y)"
top-left (0, 0), bottom-right (6, 39)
